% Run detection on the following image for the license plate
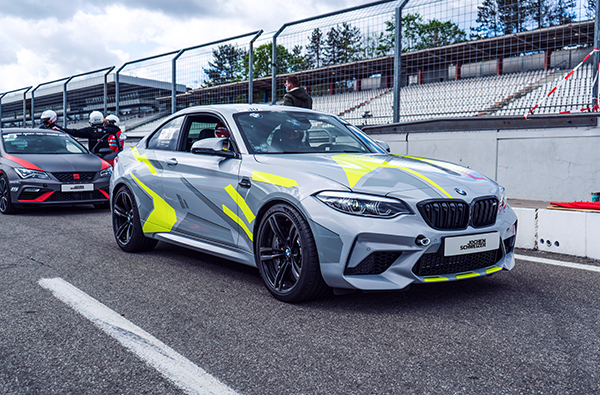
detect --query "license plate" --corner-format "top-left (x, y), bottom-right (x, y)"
top-left (61, 184), bottom-right (94, 192)
top-left (444, 232), bottom-right (500, 257)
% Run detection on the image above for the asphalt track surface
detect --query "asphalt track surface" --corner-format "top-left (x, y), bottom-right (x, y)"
top-left (1, 206), bottom-right (599, 395)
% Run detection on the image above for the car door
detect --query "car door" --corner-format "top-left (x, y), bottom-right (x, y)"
top-left (128, 116), bottom-right (186, 234)
top-left (158, 114), bottom-right (243, 249)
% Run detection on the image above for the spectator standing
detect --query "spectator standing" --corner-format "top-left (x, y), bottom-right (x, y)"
top-left (283, 75), bottom-right (312, 109)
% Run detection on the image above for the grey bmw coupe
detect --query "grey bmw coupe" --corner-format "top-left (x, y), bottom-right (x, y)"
top-left (110, 104), bottom-right (517, 302)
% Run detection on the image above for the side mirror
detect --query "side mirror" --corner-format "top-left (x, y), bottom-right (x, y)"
top-left (191, 137), bottom-right (238, 158)
top-left (374, 139), bottom-right (391, 153)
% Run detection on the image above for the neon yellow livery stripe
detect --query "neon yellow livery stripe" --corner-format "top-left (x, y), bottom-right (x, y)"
top-left (456, 272), bottom-right (480, 279)
top-left (331, 154), bottom-right (452, 198)
top-left (223, 205), bottom-right (253, 241)
top-left (132, 147), bottom-right (157, 175)
top-left (486, 266), bottom-right (503, 274)
top-left (252, 171), bottom-right (298, 188)
top-left (225, 184), bottom-right (255, 224)
top-left (131, 174), bottom-right (177, 233)
top-left (424, 276), bottom-right (449, 282)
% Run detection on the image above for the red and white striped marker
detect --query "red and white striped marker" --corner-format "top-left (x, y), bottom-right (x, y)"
top-left (524, 48), bottom-right (600, 119)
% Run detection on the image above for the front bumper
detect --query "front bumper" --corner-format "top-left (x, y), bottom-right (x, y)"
top-left (304, 197), bottom-right (518, 291)
top-left (8, 177), bottom-right (110, 206)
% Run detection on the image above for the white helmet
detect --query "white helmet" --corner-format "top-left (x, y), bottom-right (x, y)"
top-left (105, 114), bottom-right (120, 127)
top-left (41, 109), bottom-right (57, 125)
top-left (89, 111), bottom-right (104, 126)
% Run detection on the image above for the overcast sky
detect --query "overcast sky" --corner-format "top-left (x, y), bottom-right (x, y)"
top-left (0, 0), bottom-right (378, 93)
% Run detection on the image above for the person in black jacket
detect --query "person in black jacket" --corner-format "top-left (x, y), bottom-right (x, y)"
top-left (283, 75), bottom-right (312, 109)
top-left (62, 111), bottom-right (120, 154)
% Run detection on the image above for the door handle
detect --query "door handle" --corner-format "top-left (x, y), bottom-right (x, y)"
top-left (166, 158), bottom-right (178, 166)
top-left (239, 177), bottom-right (251, 188)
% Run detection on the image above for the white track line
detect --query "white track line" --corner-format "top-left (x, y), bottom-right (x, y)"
top-left (38, 277), bottom-right (240, 395)
top-left (515, 254), bottom-right (600, 273)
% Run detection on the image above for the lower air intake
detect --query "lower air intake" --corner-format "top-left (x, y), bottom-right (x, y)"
top-left (345, 251), bottom-right (401, 275)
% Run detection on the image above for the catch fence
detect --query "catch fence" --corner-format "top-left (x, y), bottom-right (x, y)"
top-left (0, 0), bottom-right (597, 132)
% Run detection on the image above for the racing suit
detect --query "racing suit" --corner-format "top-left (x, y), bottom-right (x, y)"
top-left (62, 124), bottom-right (120, 154)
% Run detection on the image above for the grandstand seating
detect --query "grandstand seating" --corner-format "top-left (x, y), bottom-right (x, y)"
top-left (122, 63), bottom-right (597, 136)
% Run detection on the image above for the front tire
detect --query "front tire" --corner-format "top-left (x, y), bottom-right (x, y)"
top-left (112, 185), bottom-right (158, 252)
top-left (255, 203), bottom-right (329, 302)
top-left (0, 175), bottom-right (18, 214)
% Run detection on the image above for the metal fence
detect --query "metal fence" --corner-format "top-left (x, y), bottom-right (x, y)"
top-left (0, 0), bottom-right (597, 132)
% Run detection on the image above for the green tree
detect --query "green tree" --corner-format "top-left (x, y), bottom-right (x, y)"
top-left (203, 44), bottom-right (246, 87)
top-left (388, 13), bottom-right (466, 52)
top-left (527, 0), bottom-right (553, 29)
top-left (323, 22), bottom-right (362, 65)
top-left (306, 28), bottom-right (324, 68)
top-left (289, 45), bottom-right (309, 72)
top-left (472, 0), bottom-right (502, 37)
top-left (243, 43), bottom-right (295, 78)
top-left (585, 0), bottom-right (596, 18)
top-left (473, 0), bottom-right (528, 37)
top-left (549, 0), bottom-right (576, 25)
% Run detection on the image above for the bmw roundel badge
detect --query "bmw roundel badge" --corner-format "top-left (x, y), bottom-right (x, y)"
top-left (455, 188), bottom-right (467, 196)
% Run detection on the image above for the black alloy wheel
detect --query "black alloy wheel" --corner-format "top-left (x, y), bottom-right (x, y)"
top-left (0, 175), bottom-right (18, 214)
top-left (256, 203), bottom-right (329, 302)
top-left (112, 185), bottom-right (157, 252)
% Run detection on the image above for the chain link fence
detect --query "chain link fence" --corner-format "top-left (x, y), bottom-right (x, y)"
top-left (0, 0), bottom-right (597, 132)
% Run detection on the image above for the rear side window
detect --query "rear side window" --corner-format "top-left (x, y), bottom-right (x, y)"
top-left (147, 116), bottom-right (185, 151)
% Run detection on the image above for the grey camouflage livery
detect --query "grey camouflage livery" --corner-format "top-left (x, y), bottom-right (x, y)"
top-left (110, 104), bottom-right (517, 302)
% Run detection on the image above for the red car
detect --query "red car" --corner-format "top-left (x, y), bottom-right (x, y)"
top-left (0, 128), bottom-right (112, 214)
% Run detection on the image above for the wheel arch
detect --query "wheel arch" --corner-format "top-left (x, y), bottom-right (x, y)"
top-left (252, 196), bottom-right (312, 250)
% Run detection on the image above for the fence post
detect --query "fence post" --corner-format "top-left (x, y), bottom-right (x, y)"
top-left (23, 87), bottom-right (31, 127)
top-left (249, 30), bottom-right (263, 104)
top-left (593, 3), bottom-right (600, 111)
top-left (63, 77), bottom-right (74, 129)
top-left (0, 93), bottom-right (6, 129)
top-left (393, 0), bottom-right (410, 124)
top-left (31, 85), bottom-right (40, 128)
top-left (172, 50), bottom-right (184, 114)
top-left (104, 67), bottom-right (115, 116)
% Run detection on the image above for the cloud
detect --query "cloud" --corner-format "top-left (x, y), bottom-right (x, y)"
top-left (0, 0), bottom-right (377, 92)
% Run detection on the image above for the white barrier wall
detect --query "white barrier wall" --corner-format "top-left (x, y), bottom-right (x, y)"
top-left (513, 207), bottom-right (600, 259)
top-left (373, 124), bottom-right (600, 202)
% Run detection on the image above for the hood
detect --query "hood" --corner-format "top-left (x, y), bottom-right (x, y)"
top-left (253, 153), bottom-right (499, 201)
top-left (4, 153), bottom-right (107, 173)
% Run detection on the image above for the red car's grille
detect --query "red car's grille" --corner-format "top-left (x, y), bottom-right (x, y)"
top-left (52, 172), bottom-right (97, 182)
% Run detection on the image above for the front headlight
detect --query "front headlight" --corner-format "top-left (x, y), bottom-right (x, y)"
top-left (498, 186), bottom-right (507, 212)
top-left (14, 167), bottom-right (51, 180)
top-left (315, 191), bottom-right (413, 218)
top-left (100, 166), bottom-right (113, 178)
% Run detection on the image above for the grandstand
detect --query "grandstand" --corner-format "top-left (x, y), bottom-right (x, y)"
top-left (0, 0), bottom-right (597, 135)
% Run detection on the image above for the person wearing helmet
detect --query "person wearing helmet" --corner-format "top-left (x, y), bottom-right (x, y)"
top-left (39, 110), bottom-right (59, 129)
top-left (61, 111), bottom-right (120, 155)
top-left (214, 121), bottom-right (230, 138)
top-left (105, 114), bottom-right (123, 153)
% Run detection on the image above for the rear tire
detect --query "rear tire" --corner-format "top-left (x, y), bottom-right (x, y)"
top-left (255, 203), bottom-right (329, 303)
top-left (0, 175), bottom-right (18, 215)
top-left (112, 185), bottom-right (158, 252)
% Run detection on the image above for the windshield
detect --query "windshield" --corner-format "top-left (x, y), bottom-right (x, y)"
top-left (2, 132), bottom-right (88, 154)
top-left (234, 110), bottom-right (382, 154)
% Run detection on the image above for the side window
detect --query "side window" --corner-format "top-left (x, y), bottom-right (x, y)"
top-left (181, 115), bottom-right (230, 152)
top-left (147, 116), bottom-right (185, 151)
